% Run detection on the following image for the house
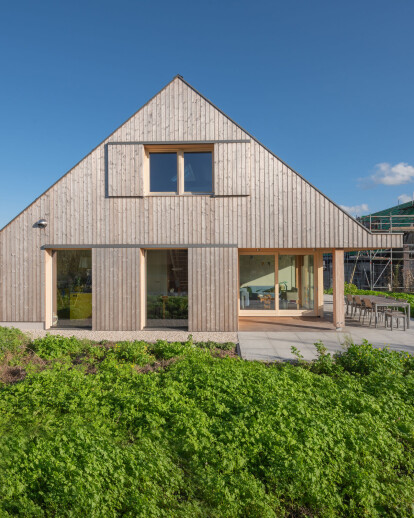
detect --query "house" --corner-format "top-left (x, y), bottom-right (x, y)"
top-left (0, 76), bottom-right (403, 332)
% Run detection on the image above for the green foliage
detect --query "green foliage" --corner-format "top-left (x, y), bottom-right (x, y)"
top-left (194, 340), bottom-right (235, 351)
top-left (148, 338), bottom-right (194, 360)
top-left (31, 334), bottom-right (93, 360)
top-left (335, 339), bottom-right (414, 376)
top-left (146, 295), bottom-right (188, 319)
top-left (344, 281), bottom-right (359, 294)
top-left (0, 329), bottom-right (414, 517)
top-left (0, 326), bottom-right (30, 356)
top-left (105, 341), bottom-right (155, 365)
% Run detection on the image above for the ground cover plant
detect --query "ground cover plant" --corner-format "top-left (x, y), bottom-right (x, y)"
top-left (0, 327), bottom-right (413, 517)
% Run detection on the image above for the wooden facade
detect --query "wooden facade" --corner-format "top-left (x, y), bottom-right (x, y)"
top-left (0, 76), bottom-right (403, 331)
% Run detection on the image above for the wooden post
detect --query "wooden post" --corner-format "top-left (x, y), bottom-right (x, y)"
top-left (332, 249), bottom-right (345, 329)
top-left (44, 249), bottom-right (53, 330)
top-left (139, 249), bottom-right (146, 330)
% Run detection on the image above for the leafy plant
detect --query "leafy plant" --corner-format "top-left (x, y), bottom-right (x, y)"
top-left (0, 326), bottom-right (30, 356)
top-left (0, 329), bottom-right (413, 517)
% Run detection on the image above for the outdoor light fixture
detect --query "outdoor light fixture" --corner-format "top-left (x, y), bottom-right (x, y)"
top-left (37, 219), bottom-right (47, 228)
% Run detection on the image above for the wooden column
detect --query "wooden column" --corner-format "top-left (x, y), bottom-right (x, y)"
top-left (332, 249), bottom-right (345, 329)
top-left (44, 249), bottom-right (53, 330)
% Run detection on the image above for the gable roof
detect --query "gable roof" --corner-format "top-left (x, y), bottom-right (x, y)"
top-left (0, 75), bottom-right (403, 250)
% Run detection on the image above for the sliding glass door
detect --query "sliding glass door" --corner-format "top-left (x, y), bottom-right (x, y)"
top-left (239, 252), bottom-right (316, 316)
top-left (239, 255), bottom-right (275, 311)
top-left (278, 255), bottom-right (314, 311)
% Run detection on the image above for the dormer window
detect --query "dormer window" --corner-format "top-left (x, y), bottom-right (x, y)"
top-left (146, 144), bottom-right (213, 195)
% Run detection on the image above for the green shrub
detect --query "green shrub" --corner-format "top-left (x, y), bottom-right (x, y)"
top-left (194, 340), bottom-right (235, 351)
top-left (335, 339), bottom-right (413, 376)
top-left (1, 332), bottom-right (414, 516)
top-left (105, 340), bottom-right (155, 366)
top-left (31, 334), bottom-right (92, 360)
top-left (148, 339), bottom-right (194, 360)
top-left (0, 326), bottom-right (30, 356)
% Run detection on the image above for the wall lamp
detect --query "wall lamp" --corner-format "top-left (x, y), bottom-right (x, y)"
top-left (37, 219), bottom-right (47, 228)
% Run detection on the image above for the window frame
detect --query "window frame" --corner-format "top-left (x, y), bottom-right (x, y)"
top-left (144, 144), bottom-right (214, 195)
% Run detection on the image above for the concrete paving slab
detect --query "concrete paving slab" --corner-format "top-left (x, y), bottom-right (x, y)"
top-left (238, 323), bottom-right (414, 362)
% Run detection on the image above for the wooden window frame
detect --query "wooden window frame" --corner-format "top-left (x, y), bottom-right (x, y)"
top-left (144, 144), bottom-right (214, 196)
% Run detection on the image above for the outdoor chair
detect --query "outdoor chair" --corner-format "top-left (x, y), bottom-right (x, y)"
top-left (361, 298), bottom-right (374, 326)
top-left (345, 294), bottom-right (354, 316)
top-left (385, 309), bottom-right (407, 331)
top-left (353, 295), bottom-right (364, 321)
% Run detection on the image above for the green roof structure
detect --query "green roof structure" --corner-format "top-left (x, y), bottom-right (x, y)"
top-left (360, 200), bottom-right (414, 232)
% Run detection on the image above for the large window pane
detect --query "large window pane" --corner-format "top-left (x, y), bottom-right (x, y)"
top-left (146, 250), bottom-right (188, 328)
top-left (150, 153), bottom-right (177, 192)
top-left (239, 255), bottom-right (275, 310)
top-left (55, 250), bottom-right (92, 328)
top-left (278, 255), bottom-right (314, 310)
top-left (184, 152), bottom-right (212, 193)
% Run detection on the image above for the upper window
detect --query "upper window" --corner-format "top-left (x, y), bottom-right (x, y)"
top-left (184, 152), bottom-right (212, 193)
top-left (150, 153), bottom-right (177, 192)
top-left (147, 145), bottom-right (213, 194)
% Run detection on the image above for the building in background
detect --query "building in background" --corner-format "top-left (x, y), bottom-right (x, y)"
top-left (324, 201), bottom-right (414, 292)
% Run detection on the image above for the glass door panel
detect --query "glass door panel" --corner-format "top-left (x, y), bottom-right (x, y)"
top-left (54, 250), bottom-right (92, 328)
top-left (278, 255), bottom-right (314, 311)
top-left (301, 254), bottom-right (314, 310)
top-left (239, 255), bottom-right (275, 311)
top-left (146, 249), bottom-right (188, 328)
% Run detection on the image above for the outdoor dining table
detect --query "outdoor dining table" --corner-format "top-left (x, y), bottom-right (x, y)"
top-left (364, 295), bottom-right (411, 329)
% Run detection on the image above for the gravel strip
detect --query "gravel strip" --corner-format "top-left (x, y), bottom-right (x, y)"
top-left (24, 328), bottom-right (237, 344)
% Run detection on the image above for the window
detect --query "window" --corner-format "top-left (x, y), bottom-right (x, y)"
top-left (147, 145), bottom-right (213, 194)
top-left (239, 255), bottom-right (275, 310)
top-left (184, 152), bottom-right (212, 193)
top-left (239, 252), bottom-right (316, 314)
top-left (149, 153), bottom-right (177, 192)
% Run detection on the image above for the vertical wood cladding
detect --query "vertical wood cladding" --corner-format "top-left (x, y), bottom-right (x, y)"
top-left (189, 247), bottom-right (238, 332)
top-left (107, 143), bottom-right (144, 197)
top-left (0, 76), bottom-right (402, 326)
top-left (92, 247), bottom-right (141, 331)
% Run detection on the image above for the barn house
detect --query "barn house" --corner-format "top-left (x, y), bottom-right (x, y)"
top-left (0, 76), bottom-right (402, 332)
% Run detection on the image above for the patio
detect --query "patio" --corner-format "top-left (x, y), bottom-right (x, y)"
top-left (238, 294), bottom-right (414, 361)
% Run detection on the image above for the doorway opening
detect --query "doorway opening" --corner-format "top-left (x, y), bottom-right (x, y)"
top-left (52, 249), bottom-right (92, 328)
top-left (146, 249), bottom-right (188, 329)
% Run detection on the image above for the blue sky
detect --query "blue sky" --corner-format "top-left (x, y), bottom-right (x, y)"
top-left (1, 0), bottom-right (413, 229)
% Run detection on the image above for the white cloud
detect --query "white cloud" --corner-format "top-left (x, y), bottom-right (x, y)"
top-left (398, 193), bottom-right (413, 204)
top-left (361, 162), bottom-right (414, 187)
top-left (340, 203), bottom-right (369, 217)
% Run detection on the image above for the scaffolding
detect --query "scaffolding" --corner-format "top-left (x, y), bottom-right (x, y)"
top-left (323, 214), bottom-right (414, 293)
